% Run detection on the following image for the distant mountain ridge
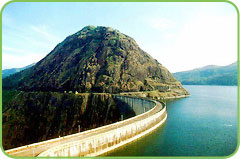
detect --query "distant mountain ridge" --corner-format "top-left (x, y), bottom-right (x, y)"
top-left (2, 63), bottom-right (36, 79)
top-left (173, 62), bottom-right (237, 86)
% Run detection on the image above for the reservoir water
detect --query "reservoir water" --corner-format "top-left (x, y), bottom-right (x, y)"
top-left (107, 85), bottom-right (238, 156)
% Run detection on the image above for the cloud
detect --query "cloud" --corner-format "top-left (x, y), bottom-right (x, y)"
top-left (2, 52), bottom-right (44, 70)
top-left (2, 19), bottom-right (62, 69)
top-left (3, 15), bottom-right (60, 51)
top-left (148, 17), bottom-right (175, 30)
top-left (30, 25), bottom-right (61, 42)
top-left (148, 11), bottom-right (237, 73)
top-left (174, 14), bottom-right (236, 70)
top-left (2, 46), bottom-right (25, 53)
top-left (2, 13), bottom-right (19, 31)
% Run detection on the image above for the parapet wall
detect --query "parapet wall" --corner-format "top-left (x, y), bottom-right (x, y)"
top-left (38, 96), bottom-right (167, 157)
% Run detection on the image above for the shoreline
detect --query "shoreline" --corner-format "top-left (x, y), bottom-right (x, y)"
top-left (183, 84), bottom-right (237, 87)
top-left (164, 94), bottom-right (191, 100)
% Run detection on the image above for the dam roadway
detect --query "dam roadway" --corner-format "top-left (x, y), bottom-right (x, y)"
top-left (6, 95), bottom-right (167, 157)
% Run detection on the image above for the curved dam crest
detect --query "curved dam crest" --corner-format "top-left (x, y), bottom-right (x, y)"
top-left (5, 95), bottom-right (167, 157)
top-left (114, 96), bottom-right (156, 119)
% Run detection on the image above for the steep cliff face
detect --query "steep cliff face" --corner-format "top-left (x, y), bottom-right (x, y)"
top-left (3, 26), bottom-right (180, 93)
top-left (2, 92), bottom-right (120, 149)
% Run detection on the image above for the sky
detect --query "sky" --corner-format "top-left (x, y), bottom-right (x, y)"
top-left (2, 2), bottom-right (238, 73)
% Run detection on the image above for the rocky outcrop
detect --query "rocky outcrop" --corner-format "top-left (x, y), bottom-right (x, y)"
top-left (3, 26), bottom-right (184, 93)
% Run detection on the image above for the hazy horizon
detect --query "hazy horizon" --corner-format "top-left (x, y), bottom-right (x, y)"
top-left (1, 59), bottom-right (237, 74)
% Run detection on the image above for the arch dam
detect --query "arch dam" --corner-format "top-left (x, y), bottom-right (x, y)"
top-left (5, 95), bottom-right (167, 157)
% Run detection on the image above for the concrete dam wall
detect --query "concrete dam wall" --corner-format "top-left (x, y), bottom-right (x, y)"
top-left (6, 95), bottom-right (167, 157)
top-left (114, 95), bottom-right (155, 120)
top-left (38, 96), bottom-right (167, 157)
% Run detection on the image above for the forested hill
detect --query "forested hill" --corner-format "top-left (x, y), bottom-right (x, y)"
top-left (173, 62), bottom-right (237, 86)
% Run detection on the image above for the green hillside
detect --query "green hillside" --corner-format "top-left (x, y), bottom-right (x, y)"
top-left (173, 62), bottom-right (238, 86)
